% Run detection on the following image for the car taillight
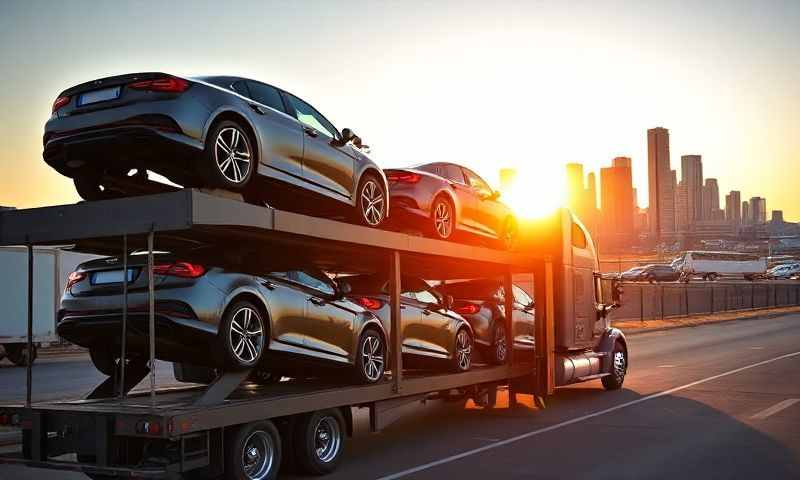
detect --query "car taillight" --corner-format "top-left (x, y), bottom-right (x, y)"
top-left (65, 271), bottom-right (86, 291)
top-left (152, 262), bottom-right (206, 278)
top-left (52, 95), bottom-right (70, 113)
top-left (136, 419), bottom-right (162, 435)
top-left (128, 76), bottom-right (190, 93)
top-left (386, 171), bottom-right (421, 183)
top-left (355, 297), bottom-right (384, 310)
top-left (454, 302), bottom-right (481, 315)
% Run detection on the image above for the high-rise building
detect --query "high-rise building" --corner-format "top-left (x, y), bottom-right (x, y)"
top-left (586, 172), bottom-right (597, 211)
top-left (680, 155), bottom-right (704, 223)
top-left (675, 182), bottom-right (690, 231)
top-left (742, 201), bottom-right (751, 224)
top-left (632, 187), bottom-right (639, 210)
top-left (647, 127), bottom-right (675, 238)
top-left (600, 158), bottom-right (634, 246)
top-left (750, 197), bottom-right (767, 223)
top-left (702, 178), bottom-right (721, 220)
top-left (565, 163), bottom-right (597, 236)
top-left (566, 163), bottom-right (585, 205)
top-left (771, 210), bottom-right (784, 223)
top-left (499, 168), bottom-right (517, 193)
top-left (725, 190), bottom-right (741, 226)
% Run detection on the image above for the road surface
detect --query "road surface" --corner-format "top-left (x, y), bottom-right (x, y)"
top-left (2, 313), bottom-right (799, 479)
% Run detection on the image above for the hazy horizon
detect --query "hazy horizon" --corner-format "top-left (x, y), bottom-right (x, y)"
top-left (1, 0), bottom-right (798, 221)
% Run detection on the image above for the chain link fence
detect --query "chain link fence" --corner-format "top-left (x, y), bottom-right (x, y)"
top-left (612, 281), bottom-right (800, 321)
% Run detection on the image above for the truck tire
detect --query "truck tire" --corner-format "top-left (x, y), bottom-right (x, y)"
top-left (602, 341), bottom-right (627, 391)
top-left (6, 344), bottom-right (37, 367)
top-left (293, 409), bottom-right (346, 475)
top-left (225, 420), bottom-right (281, 480)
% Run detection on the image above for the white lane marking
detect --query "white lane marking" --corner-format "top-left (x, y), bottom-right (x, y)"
top-left (377, 350), bottom-right (800, 480)
top-left (751, 398), bottom-right (800, 420)
top-left (657, 364), bottom-right (677, 368)
top-left (749, 346), bottom-right (764, 350)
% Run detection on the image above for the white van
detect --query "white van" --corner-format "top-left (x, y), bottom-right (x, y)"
top-left (674, 251), bottom-right (766, 281)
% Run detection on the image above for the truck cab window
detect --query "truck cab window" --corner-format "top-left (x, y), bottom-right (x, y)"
top-left (571, 222), bottom-right (587, 249)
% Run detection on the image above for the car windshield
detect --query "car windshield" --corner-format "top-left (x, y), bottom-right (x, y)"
top-left (346, 274), bottom-right (430, 296)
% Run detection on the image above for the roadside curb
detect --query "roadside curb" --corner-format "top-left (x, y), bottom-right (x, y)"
top-left (616, 308), bottom-right (798, 335)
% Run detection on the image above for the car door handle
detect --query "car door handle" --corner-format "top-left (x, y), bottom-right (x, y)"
top-left (303, 127), bottom-right (319, 138)
top-left (422, 309), bottom-right (431, 316)
top-left (248, 103), bottom-right (266, 115)
top-left (260, 280), bottom-right (276, 290)
top-left (308, 296), bottom-right (325, 306)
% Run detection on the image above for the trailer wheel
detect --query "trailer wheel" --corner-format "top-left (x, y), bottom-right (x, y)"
top-left (226, 420), bottom-right (281, 480)
top-left (6, 343), bottom-right (37, 367)
top-left (602, 341), bottom-right (627, 391)
top-left (293, 409), bottom-right (346, 475)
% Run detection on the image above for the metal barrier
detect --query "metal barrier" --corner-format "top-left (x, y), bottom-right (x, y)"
top-left (612, 281), bottom-right (800, 322)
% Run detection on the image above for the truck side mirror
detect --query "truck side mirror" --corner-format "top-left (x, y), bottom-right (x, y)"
top-left (611, 279), bottom-right (623, 304)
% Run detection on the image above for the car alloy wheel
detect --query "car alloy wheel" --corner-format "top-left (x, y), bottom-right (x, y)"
top-left (228, 306), bottom-right (264, 367)
top-left (241, 429), bottom-right (276, 480)
top-left (493, 324), bottom-right (507, 364)
top-left (433, 198), bottom-right (453, 239)
top-left (454, 328), bottom-right (472, 372)
top-left (360, 331), bottom-right (385, 382)
top-left (313, 415), bottom-right (342, 464)
top-left (214, 126), bottom-right (252, 184)
top-left (359, 177), bottom-right (385, 226)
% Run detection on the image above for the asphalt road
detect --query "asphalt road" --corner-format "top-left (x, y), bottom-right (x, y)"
top-left (2, 313), bottom-right (799, 479)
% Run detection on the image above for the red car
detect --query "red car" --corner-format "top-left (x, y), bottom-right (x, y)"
top-left (384, 162), bottom-right (517, 249)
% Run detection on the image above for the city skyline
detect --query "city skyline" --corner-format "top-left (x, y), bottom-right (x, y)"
top-left (0, 1), bottom-right (798, 222)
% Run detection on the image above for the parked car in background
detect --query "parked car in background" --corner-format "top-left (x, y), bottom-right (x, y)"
top-left (57, 255), bottom-right (389, 384)
top-left (383, 162), bottom-right (516, 248)
top-left (437, 279), bottom-right (535, 364)
top-left (44, 73), bottom-right (388, 227)
top-left (766, 263), bottom-right (800, 279)
top-left (345, 274), bottom-right (474, 372)
top-left (619, 266), bottom-right (646, 281)
top-left (637, 264), bottom-right (680, 283)
top-left (673, 251), bottom-right (766, 281)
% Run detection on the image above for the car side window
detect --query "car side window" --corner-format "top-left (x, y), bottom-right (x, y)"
top-left (513, 285), bottom-right (533, 306)
top-left (463, 168), bottom-right (493, 197)
top-left (289, 270), bottom-right (336, 296)
top-left (283, 93), bottom-right (338, 139)
top-left (246, 81), bottom-right (287, 113)
top-left (441, 164), bottom-right (466, 184)
top-left (415, 289), bottom-right (439, 305)
top-left (231, 80), bottom-right (251, 98)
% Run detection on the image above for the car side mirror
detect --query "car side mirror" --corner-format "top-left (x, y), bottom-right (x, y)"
top-left (340, 128), bottom-right (356, 143)
top-left (336, 280), bottom-right (352, 299)
top-left (490, 190), bottom-right (501, 200)
top-left (524, 301), bottom-right (535, 311)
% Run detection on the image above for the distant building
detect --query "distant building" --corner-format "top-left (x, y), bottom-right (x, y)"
top-left (702, 178), bottom-right (721, 220)
top-left (771, 210), bottom-right (784, 223)
top-left (600, 158), bottom-right (634, 247)
top-left (750, 197), bottom-right (767, 224)
top-left (675, 182), bottom-right (690, 231)
top-left (647, 127), bottom-right (675, 238)
top-left (742, 201), bottom-right (751, 225)
top-left (725, 190), bottom-right (741, 226)
top-left (565, 163), bottom-right (598, 236)
top-left (681, 155), bottom-right (704, 223)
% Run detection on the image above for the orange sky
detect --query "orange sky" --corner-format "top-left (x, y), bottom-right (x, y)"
top-left (1, 1), bottom-right (797, 221)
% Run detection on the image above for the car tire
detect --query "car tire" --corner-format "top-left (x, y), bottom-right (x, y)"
top-left (220, 300), bottom-right (266, 370)
top-left (499, 216), bottom-right (517, 250)
top-left (431, 196), bottom-right (455, 240)
top-left (489, 323), bottom-right (508, 365)
top-left (355, 173), bottom-right (386, 227)
top-left (74, 176), bottom-right (108, 201)
top-left (354, 327), bottom-right (385, 384)
top-left (646, 273), bottom-right (655, 284)
top-left (451, 328), bottom-right (473, 373)
top-left (225, 420), bottom-right (281, 480)
top-left (202, 120), bottom-right (255, 191)
top-left (602, 341), bottom-right (627, 391)
top-left (293, 409), bottom-right (346, 475)
top-left (6, 344), bottom-right (37, 367)
top-left (89, 348), bottom-right (117, 376)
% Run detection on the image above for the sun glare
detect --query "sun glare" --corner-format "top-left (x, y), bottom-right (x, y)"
top-left (500, 165), bottom-right (565, 220)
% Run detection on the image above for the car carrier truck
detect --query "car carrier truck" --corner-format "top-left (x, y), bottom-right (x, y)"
top-left (0, 189), bottom-right (626, 479)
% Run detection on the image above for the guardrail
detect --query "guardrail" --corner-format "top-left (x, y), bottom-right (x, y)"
top-left (613, 281), bottom-right (800, 321)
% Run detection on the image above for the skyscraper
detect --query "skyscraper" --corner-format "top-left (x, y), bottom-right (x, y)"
top-left (680, 155), bottom-right (703, 223)
top-left (725, 190), bottom-right (741, 225)
top-left (702, 178), bottom-right (721, 220)
top-left (647, 127), bottom-right (675, 238)
top-left (600, 158), bottom-right (634, 245)
top-left (750, 197), bottom-right (767, 223)
top-left (675, 182), bottom-right (690, 231)
top-left (742, 201), bottom-right (751, 224)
